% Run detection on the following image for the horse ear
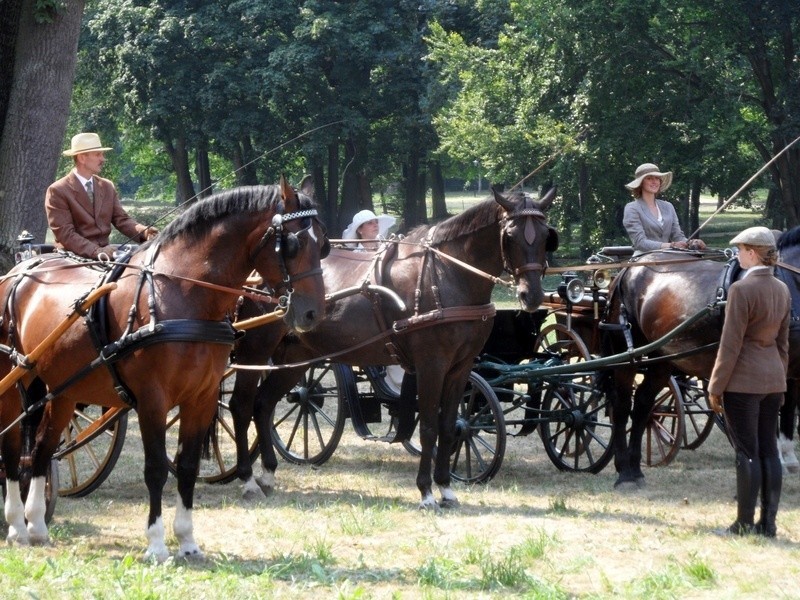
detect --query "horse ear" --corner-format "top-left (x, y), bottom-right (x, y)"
top-left (537, 186), bottom-right (557, 211)
top-left (280, 174), bottom-right (297, 201)
top-left (299, 174), bottom-right (315, 198)
top-left (492, 186), bottom-right (513, 212)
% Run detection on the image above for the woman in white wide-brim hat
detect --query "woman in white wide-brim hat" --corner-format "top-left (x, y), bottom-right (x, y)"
top-left (342, 209), bottom-right (396, 251)
top-left (622, 162), bottom-right (705, 254)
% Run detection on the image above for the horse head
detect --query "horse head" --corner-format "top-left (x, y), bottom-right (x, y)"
top-left (492, 186), bottom-right (558, 311)
top-left (251, 176), bottom-right (329, 333)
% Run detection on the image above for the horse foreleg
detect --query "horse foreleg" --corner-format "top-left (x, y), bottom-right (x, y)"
top-left (416, 399), bottom-right (439, 511)
top-left (139, 412), bottom-right (171, 562)
top-left (609, 371), bottom-right (635, 488)
top-left (1, 417), bottom-right (28, 545)
top-left (431, 369), bottom-right (471, 509)
top-left (24, 477), bottom-right (48, 544)
top-left (172, 427), bottom-right (207, 560)
top-left (228, 370), bottom-right (264, 500)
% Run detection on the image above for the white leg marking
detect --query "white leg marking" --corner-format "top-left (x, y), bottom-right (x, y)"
top-left (173, 497), bottom-right (202, 559)
top-left (254, 468), bottom-right (275, 496)
top-left (438, 484), bottom-right (460, 509)
top-left (25, 476), bottom-right (49, 544)
top-left (5, 481), bottom-right (29, 545)
top-left (145, 517), bottom-right (170, 562)
top-left (242, 476), bottom-right (267, 501)
top-left (418, 492), bottom-right (439, 511)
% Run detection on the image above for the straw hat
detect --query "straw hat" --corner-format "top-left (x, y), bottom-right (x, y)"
top-left (342, 209), bottom-right (396, 240)
top-left (625, 163), bottom-right (673, 192)
top-left (62, 133), bottom-right (113, 157)
top-left (730, 226), bottom-right (776, 248)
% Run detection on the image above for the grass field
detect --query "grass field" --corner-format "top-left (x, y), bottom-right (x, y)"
top-left (2, 411), bottom-right (798, 599)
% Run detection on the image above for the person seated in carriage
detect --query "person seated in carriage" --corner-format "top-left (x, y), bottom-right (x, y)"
top-left (342, 209), bottom-right (396, 251)
top-left (45, 132), bottom-right (158, 259)
top-left (342, 209), bottom-right (404, 395)
top-left (622, 162), bottom-right (705, 255)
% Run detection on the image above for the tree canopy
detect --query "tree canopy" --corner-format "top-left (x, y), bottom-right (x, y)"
top-left (1, 0), bottom-right (798, 265)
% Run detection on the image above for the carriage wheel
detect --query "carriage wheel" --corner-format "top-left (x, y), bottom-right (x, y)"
top-left (538, 374), bottom-right (615, 473)
top-left (55, 405), bottom-right (128, 497)
top-left (534, 323), bottom-right (592, 363)
top-left (449, 371), bottom-right (507, 484)
top-left (270, 361), bottom-right (349, 466)
top-left (676, 377), bottom-right (717, 450)
top-left (165, 367), bottom-right (261, 484)
top-left (632, 375), bottom-right (686, 467)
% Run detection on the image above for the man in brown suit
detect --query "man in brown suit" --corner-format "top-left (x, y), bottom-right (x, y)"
top-left (709, 226), bottom-right (790, 537)
top-left (45, 133), bottom-right (157, 258)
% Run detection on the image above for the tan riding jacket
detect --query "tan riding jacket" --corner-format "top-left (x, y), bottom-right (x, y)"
top-left (708, 267), bottom-right (790, 396)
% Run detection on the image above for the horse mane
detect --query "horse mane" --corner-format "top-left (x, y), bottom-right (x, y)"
top-left (404, 195), bottom-right (504, 245)
top-left (778, 225), bottom-right (800, 251)
top-left (157, 185), bottom-right (303, 245)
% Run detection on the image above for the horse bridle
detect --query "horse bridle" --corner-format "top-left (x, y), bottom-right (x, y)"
top-left (250, 205), bottom-right (326, 307)
top-left (499, 205), bottom-right (550, 277)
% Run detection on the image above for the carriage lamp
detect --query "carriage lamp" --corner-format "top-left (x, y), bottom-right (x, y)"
top-left (557, 273), bottom-right (585, 304)
top-left (591, 269), bottom-right (611, 290)
top-left (15, 230), bottom-right (35, 263)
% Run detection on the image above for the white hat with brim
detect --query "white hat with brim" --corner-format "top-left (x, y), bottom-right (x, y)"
top-left (343, 209), bottom-right (396, 240)
top-left (625, 163), bottom-right (673, 192)
top-left (730, 226), bottom-right (776, 248)
top-left (63, 132), bottom-right (113, 157)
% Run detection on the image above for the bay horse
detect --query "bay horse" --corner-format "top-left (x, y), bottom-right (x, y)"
top-left (603, 227), bottom-right (800, 488)
top-left (0, 178), bottom-right (327, 560)
top-left (228, 186), bottom-right (558, 509)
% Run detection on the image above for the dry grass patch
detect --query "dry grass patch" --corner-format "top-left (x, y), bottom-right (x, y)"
top-left (2, 415), bottom-right (799, 598)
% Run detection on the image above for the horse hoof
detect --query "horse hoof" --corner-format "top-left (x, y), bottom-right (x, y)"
top-left (418, 497), bottom-right (440, 512)
top-left (177, 547), bottom-right (205, 561)
top-left (242, 486), bottom-right (268, 502)
top-left (613, 479), bottom-right (639, 492)
top-left (439, 497), bottom-right (460, 510)
top-left (256, 482), bottom-right (275, 497)
top-left (6, 531), bottom-right (30, 546)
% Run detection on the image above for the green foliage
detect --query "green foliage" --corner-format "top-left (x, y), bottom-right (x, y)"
top-left (33, 0), bottom-right (65, 24)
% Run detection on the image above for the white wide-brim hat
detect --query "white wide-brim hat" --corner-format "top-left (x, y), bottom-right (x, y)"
top-left (63, 132), bottom-right (113, 157)
top-left (343, 209), bottom-right (396, 240)
top-left (730, 226), bottom-right (776, 248)
top-left (625, 163), bottom-right (673, 192)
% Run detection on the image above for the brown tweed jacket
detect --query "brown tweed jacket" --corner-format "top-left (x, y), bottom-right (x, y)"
top-left (708, 267), bottom-right (790, 396)
top-left (45, 171), bottom-right (147, 258)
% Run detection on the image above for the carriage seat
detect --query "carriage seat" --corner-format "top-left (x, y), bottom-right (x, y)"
top-left (599, 246), bottom-right (634, 259)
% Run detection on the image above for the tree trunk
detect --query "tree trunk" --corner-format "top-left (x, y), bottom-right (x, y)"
top-left (326, 142), bottom-right (339, 232)
top-left (689, 176), bottom-right (701, 238)
top-left (0, 0), bottom-right (85, 269)
top-left (164, 135), bottom-right (195, 206)
top-left (430, 160), bottom-right (448, 220)
top-left (0, 0), bottom-right (25, 140)
top-left (195, 143), bottom-right (212, 198)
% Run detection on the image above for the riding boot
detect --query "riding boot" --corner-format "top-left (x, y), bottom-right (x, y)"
top-left (727, 451), bottom-right (760, 535)
top-left (754, 455), bottom-right (782, 538)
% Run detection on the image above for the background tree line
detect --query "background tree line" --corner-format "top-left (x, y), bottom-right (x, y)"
top-left (0, 0), bottom-right (798, 269)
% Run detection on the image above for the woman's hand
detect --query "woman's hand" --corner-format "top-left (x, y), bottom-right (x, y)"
top-left (687, 238), bottom-right (706, 250)
top-left (708, 393), bottom-right (724, 414)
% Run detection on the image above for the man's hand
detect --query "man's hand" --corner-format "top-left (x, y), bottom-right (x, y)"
top-left (708, 393), bottom-right (724, 414)
top-left (143, 226), bottom-right (159, 241)
top-left (96, 245), bottom-right (116, 259)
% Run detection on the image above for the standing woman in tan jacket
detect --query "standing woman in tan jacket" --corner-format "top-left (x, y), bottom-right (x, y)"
top-left (709, 226), bottom-right (791, 537)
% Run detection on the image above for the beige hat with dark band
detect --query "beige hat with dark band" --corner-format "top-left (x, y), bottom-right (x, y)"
top-left (729, 226), bottom-right (776, 248)
top-left (625, 163), bottom-right (673, 192)
top-left (63, 133), bottom-right (113, 157)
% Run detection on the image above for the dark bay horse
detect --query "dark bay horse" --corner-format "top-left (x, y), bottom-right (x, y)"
top-left (0, 179), bottom-right (327, 560)
top-left (604, 228), bottom-right (800, 488)
top-left (229, 187), bottom-right (558, 508)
